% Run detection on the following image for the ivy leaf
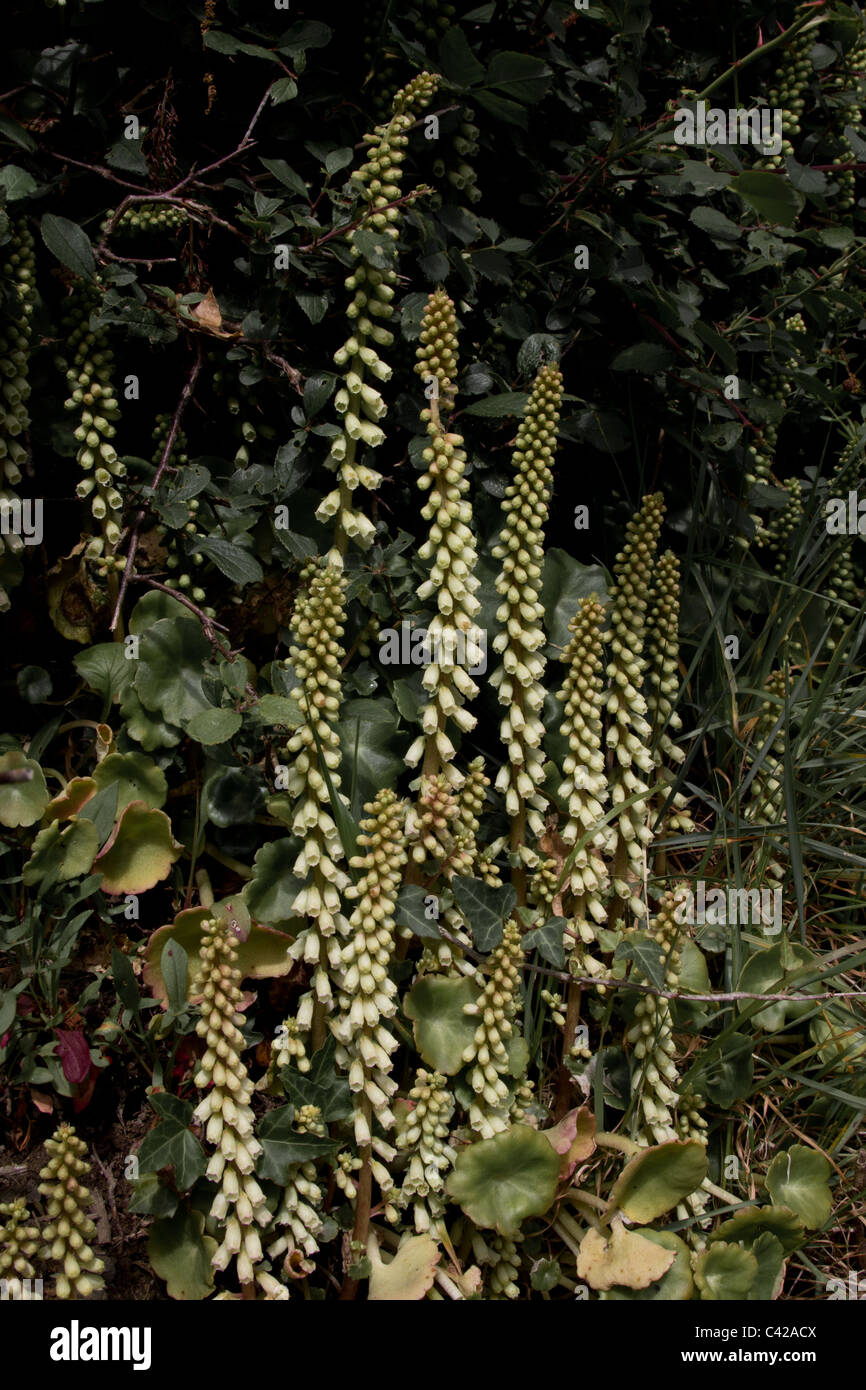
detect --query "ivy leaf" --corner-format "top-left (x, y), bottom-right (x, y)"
top-left (521, 916), bottom-right (565, 969)
top-left (138, 1093), bottom-right (207, 1191)
top-left (41, 213), bottom-right (95, 279)
top-left (394, 884), bottom-right (442, 940)
top-left (257, 1106), bottom-right (337, 1183)
top-left (452, 875), bottom-right (516, 952)
top-left (614, 933), bottom-right (666, 991)
top-left (280, 1036), bottom-right (351, 1122)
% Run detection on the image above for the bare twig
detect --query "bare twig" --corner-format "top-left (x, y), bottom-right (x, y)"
top-left (109, 345), bottom-right (203, 634)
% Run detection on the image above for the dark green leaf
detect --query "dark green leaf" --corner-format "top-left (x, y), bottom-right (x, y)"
top-left (452, 875), bottom-right (517, 952)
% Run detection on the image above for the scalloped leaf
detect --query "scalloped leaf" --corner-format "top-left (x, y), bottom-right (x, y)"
top-left (42, 776), bottom-right (97, 823)
top-left (577, 1222), bottom-right (676, 1291)
top-left (92, 751), bottom-right (168, 813)
top-left (748, 1232), bottom-right (787, 1301)
top-left (708, 1204), bottom-right (804, 1253)
top-left (134, 617), bottom-right (216, 724)
top-left (445, 1124), bottom-right (561, 1235)
top-left (0, 752), bottom-right (49, 827)
top-left (143, 906), bottom-right (293, 1003)
top-left (22, 817), bottom-right (100, 885)
top-left (606, 1140), bottom-right (708, 1224)
top-left (543, 1105), bottom-right (597, 1178)
top-left (243, 838), bottom-right (304, 929)
top-left (765, 1145), bottom-right (832, 1229)
top-left (695, 1241), bottom-right (759, 1300)
top-left (93, 801), bottom-right (182, 894)
top-left (599, 1229), bottom-right (693, 1301)
top-left (738, 942), bottom-right (817, 1032)
top-left (367, 1233), bottom-right (440, 1301)
top-left (404, 974), bottom-right (480, 1075)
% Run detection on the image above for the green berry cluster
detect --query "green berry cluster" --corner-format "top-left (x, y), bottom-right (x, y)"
top-left (490, 364), bottom-right (563, 847)
top-left (38, 1123), bottom-right (105, 1299)
top-left (316, 73), bottom-right (439, 556)
top-left (62, 286), bottom-right (125, 553)
top-left (405, 289), bottom-right (483, 781)
top-left (461, 918), bottom-right (525, 1137)
top-left (625, 892), bottom-right (683, 1144)
top-left (283, 560), bottom-right (350, 1011)
top-left (647, 549), bottom-right (694, 836)
top-left (103, 202), bottom-right (188, 237)
top-left (557, 595), bottom-right (611, 944)
top-left (0, 1197), bottom-right (41, 1294)
top-left (764, 19), bottom-right (812, 168)
top-left (331, 787), bottom-right (408, 1163)
top-left (0, 220), bottom-right (35, 486)
top-left (605, 492), bottom-right (665, 919)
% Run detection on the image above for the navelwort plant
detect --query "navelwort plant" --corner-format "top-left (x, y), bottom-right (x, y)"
top-left (4, 7), bottom-right (863, 1302)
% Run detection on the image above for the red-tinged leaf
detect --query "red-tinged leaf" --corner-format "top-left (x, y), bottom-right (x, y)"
top-left (55, 1028), bottom-right (92, 1085)
top-left (31, 1088), bottom-right (54, 1114)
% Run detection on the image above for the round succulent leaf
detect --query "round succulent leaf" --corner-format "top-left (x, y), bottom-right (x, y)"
top-left (543, 1105), bottom-right (597, 1178)
top-left (747, 1232), bottom-right (787, 1301)
top-left (599, 1229), bottom-right (694, 1301)
top-left (577, 1222), bottom-right (676, 1291)
top-left (244, 838), bottom-right (305, 929)
top-left (42, 776), bottom-right (97, 823)
top-left (147, 1207), bottom-right (217, 1300)
top-left (606, 1140), bottom-right (708, 1224)
top-left (22, 817), bottom-right (100, 885)
top-left (445, 1124), bottom-right (561, 1235)
top-left (129, 589), bottom-right (197, 632)
top-left (765, 1145), bottom-right (832, 1229)
top-left (93, 802), bottom-right (183, 894)
top-left (0, 751), bottom-right (49, 827)
top-left (695, 1241), bottom-right (760, 1300)
top-left (708, 1205), bottom-right (804, 1254)
top-left (143, 906), bottom-right (293, 1004)
top-left (404, 974), bottom-right (480, 1075)
top-left (133, 617), bottom-right (215, 724)
top-left (367, 1233), bottom-right (440, 1301)
top-left (738, 942), bottom-right (817, 1032)
top-left (92, 751), bottom-right (168, 813)
top-left (119, 686), bottom-right (183, 751)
